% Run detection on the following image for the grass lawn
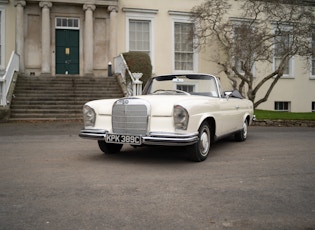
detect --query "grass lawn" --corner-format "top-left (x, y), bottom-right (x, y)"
top-left (255, 110), bottom-right (315, 120)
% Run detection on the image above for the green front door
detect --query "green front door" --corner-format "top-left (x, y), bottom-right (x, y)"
top-left (56, 29), bottom-right (79, 75)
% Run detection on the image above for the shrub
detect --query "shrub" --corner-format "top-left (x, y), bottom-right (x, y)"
top-left (122, 51), bottom-right (152, 86)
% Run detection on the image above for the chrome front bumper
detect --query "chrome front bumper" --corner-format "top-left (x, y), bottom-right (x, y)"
top-left (79, 129), bottom-right (199, 146)
top-left (79, 129), bottom-right (107, 140)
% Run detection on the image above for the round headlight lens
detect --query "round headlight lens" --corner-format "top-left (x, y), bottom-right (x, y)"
top-left (83, 105), bottom-right (96, 127)
top-left (173, 105), bottom-right (189, 130)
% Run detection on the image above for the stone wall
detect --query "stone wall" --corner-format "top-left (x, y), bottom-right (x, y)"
top-left (0, 107), bottom-right (10, 122)
top-left (253, 119), bottom-right (315, 127)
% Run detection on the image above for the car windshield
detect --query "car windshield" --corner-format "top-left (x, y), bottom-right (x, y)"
top-left (144, 74), bottom-right (219, 97)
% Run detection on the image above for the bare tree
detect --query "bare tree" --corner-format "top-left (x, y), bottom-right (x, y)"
top-left (191, 0), bottom-right (314, 108)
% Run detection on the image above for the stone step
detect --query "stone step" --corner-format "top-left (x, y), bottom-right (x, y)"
top-left (10, 75), bottom-right (124, 121)
top-left (14, 82), bottom-right (118, 87)
top-left (10, 113), bottom-right (82, 119)
top-left (11, 108), bottom-right (82, 114)
top-left (11, 104), bottom-right (82, 109)
top-left (10, 99), bottom-right (106, 105)
top-left (13, 93), bottom-right (121, 98)
top-left (11, 98), bottom-right (99, 103)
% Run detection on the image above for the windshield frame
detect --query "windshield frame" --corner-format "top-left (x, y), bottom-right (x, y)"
top-left (142, 74), bottom-right (221, 98)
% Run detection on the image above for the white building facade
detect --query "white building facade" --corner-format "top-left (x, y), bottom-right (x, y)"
top-left (1, 0), bottom-right (16, 76)
top-left (14, 0), bottom-right (119, 77)
top-left (12, 0), bottom-right (315, 112)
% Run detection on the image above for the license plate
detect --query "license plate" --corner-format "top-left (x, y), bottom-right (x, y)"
top-left (105, 134), bottom-right (142, 145)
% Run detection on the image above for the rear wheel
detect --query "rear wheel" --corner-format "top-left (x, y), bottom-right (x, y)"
top-left (235, 120), bottom-right (248, 142)
top-left (98, 140), bottom-right (123, 154)
top-left (188, 121), bottom-right (211, 162)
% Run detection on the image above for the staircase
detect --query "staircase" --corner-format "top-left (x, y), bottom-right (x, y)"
top-left (10, 75), bottom-right (124, 121)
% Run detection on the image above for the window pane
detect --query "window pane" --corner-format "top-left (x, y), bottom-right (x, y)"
top-left (312, 31), bottom-right (315, 75)
top-left (57, 18), bottom-right (61, 27)
top-left (56, 17), bottom-right (79, 29)
top-left (275, 32), bottom-right (290, 57)
top-left (129, 41), bottom-right (136, 50)
top-left (129, 20), bottom-right (150, 55)
top-left (275, 101), bottom-right (289, 111)
top-left (274, 27), bottom-right (292, 75)
top-left (68, 19), bottom-right (73, 27)
top-left (174, 22), bottom-right (194, 71)
top-left (74, 19), bottom-right (78, 28)
top-left (312, 31), bottom-right (315, 56)
top-left (275, 57), bottom-right (289, 75)
top-left (0, 11), bottom-right (2, 66)
top-left (62, 18), bottom-right (67, 27)
top-left (233, 23), bottom-right (254, 73)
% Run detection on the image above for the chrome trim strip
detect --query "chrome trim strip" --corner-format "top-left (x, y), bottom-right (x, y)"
top-left (79, 129), bottom-right (199, 146)
top-left (142, 132), bottom-right (199, 146)
top-left (79, 129), bottom-right (107, 140)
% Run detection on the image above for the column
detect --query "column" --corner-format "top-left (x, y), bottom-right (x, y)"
top-left (15, 1), bottom-right (26, 73)
top-left (83, 4), bottom-right (96, 76)
top-left (108, 6), bottom-right (118, 63)
top-left (39, 1), bottom-right (52, 75)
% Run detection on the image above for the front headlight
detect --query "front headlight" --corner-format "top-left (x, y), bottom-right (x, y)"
top-left (173, 105), bottom-right (189, 130)
top-left (83, 105), bottom-right (96, 127)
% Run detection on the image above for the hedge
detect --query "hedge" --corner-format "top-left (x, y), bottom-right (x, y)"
top-left (122, 51), bottom-right (152, 86)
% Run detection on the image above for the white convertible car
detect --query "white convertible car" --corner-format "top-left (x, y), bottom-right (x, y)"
top-left (79, 74), bottom-right (254, 161)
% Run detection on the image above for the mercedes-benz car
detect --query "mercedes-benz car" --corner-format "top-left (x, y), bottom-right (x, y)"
top-left (79, 74), bottom-right (254, 162)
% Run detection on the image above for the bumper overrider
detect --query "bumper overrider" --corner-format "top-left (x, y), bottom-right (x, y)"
top-left (79, 129), bottom-right (199, 146)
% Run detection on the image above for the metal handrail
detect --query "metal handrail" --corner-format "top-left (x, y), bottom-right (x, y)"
top-left (114, 54), bottom-right (143, 96)
top-left (114, 54), bottom-right (135, 83)
top-left (0, 52), bottom-right (19, 106)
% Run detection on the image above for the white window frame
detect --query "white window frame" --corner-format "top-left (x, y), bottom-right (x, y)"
top-left (55, 17), bottom-right (80, 30)
top-left (124, 8), bottom-right (157, 71)
top-left (274, 101), bottom-right (290, 112)
top-left (231, 18), bottom-right (256, 77)
top-left (0, 7), bottom-right (5, 71)
top-left (169, 11), bottom-right (198, 74)
top-left (128, 20), bottom-right (151, 54)
top-left (273, 25), bottom-right (294, 78)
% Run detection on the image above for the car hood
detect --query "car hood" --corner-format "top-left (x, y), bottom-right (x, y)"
top-left (137, 95), bottom-right (217, 116)
top-left (87, 95), bottom-right (218, 116)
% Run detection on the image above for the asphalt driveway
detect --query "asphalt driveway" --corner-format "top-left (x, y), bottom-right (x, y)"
top-left (0, 122), bottom-right (314, 230)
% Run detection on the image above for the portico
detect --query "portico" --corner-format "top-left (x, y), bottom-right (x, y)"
top-left (14, 0), bottom-right (118, 77)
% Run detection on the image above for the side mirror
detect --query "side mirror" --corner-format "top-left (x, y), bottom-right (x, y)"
top-left (223, 90), bottom-right (243, 99)
top-left (223, 91), bottom-right (232, 99)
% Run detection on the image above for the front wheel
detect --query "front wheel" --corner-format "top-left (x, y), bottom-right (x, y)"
top-left (187, 121), bottom-right (211, 162)
top-left (235, 120), bottom-right (248, 142)
top-left (98, 140), bottom-right (123, 154)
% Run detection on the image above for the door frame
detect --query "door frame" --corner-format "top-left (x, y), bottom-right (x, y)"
top-left (54, 17), bottom-right (80, 75)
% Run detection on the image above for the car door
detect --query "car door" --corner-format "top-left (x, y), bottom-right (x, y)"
top-left (217, 97), bottom-right (243, 135)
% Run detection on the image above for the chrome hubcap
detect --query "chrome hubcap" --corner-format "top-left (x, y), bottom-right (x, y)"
top-left (243, 121), bottom-right (248, 139)
top-left (200, 128), bottom-right (210, 156)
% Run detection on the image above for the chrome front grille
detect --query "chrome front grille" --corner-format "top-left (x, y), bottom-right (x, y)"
top-left (112, 98), bottom-right (149, 135)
